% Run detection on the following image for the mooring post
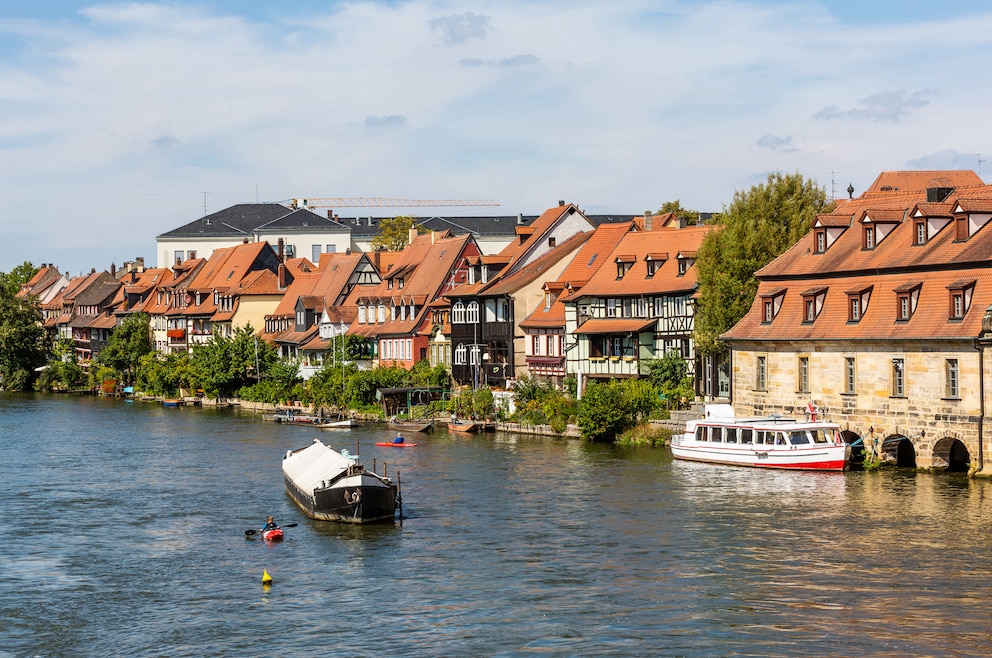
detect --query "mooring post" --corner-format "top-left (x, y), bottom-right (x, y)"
top-left (397, 470), bottom-right (403, 524)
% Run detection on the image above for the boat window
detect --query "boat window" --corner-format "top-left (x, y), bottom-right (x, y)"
top-left (741, 429), bottom-right (753, 444)
top-left (710, 427), bottom-right (723, 443)
top-left (790, 431), bottom-right (810, 445)
top-left (696, 426), bottom-right (707, 441)
top-left (755, 431), bottom-right (764, 445)
top-left (726, 428), bottom-right (737, 443)
top-left (775, 432), bottom-right (787, 446)
top-left (810, 430), bottom-right (829, 443)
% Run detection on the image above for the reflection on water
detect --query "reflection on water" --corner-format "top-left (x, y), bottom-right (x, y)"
top-left (1, 393), bottom-right (991, 656)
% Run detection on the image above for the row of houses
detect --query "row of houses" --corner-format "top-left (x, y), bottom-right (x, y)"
top-left (21, 169), bottom-right (992, 472)
top-left (20, 200), bottom-right (712, 395)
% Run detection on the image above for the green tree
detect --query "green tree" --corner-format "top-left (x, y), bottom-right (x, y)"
top-left (370, 216), bottom-right (422, 251)
top-left (189, 325), bottom-right (276, 398)
top-left (657, 200), bottom-right (703, 226)
top-left (642, 352), bottom-right (695, 410)
top-left (694, 172), bottom-right (832, 355)
top-left (0, 262), bottom-right (45, 390)
top-left (577, 381), bottom-right (629, 442)
top-left (97, 313), bottom-right (152, 386)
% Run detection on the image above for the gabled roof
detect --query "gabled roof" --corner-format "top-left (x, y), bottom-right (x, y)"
top-left (516, 222), bottom-right (638, 330)
top-left (569, 225), bottom-right (716, 300)
top-left (157, 203), bottom-right (296, 239)
top-left (858, 170), bottom-right (984, 200)
top-left (482, 231), bottom-right (592, 297)
top-left (254, 209), bottom-right (350, 233)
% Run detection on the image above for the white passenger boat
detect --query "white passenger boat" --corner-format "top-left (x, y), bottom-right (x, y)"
top-left (672, 404), bottom-right (850, 471)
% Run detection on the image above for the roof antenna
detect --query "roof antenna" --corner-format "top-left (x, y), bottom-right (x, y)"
top-left (979, 153), bottom-right (985, 179)
top-left (203, 191), bottom-right (209, 216)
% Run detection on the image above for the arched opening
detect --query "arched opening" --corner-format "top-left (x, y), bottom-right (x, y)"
top-left (931, 437), bottom-right (971, 473)
top-left (841, 430), bottom-right (865, 470)
top-left (880, 434), bottom-right (916, 468)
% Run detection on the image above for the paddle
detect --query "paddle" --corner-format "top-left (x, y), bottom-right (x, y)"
top-left (245, 523), bottom-right (297, 537)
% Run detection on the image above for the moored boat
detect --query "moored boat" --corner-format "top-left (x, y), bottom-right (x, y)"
top-left (282, 439), bottom-right (398, 524)
top-left (448, 420), bottom-right (480, 433)
top-left (387, 417), bottom-right (434, 433)
top-left (318, 418), bottom-right (358, 429)
top-left (671, 404), bottom-right (850, 471)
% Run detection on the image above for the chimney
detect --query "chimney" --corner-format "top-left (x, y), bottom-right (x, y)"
top-left (644, 210), bottom-right (653, 231)
top-left (110, 263), bottom-right (116, 276)
top-left (278, 263), bottom-right (287, 290)
top-left (408, 227), bottom-right (418, 245)
top-left (517, 213), bottom-right (523, 225)
top-left (558, 200), bottom-right (565, 206)
top-left (431, 231), bottom-right (437, 245)
top-left (328, 210), bottom-right (333, 219)
top-left (678, 217), bottom-right (687, 229)
top-left (278, 238), bottom-right (285, 262)
top-left (242, 237), bottom-right (249, 244)
top-left (131, 271), bottom-right (137, 283)
top-left (136, 256), bottom-right (145, 268)
top-left (367, 217), bottom-right (373, 226)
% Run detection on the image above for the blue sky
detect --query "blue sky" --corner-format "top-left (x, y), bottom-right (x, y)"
top-left (2, 0), bottom-right (992, 274)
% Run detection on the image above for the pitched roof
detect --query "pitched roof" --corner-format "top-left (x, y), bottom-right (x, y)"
top-left (569, 225), bottom-right (716, 300)
top-left (157, 203), bottom-right (296, 239)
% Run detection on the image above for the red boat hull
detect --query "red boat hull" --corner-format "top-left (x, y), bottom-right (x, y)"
top-left (375, 442), bottom-right (417, 447)
top-left (262, 528), bottom-right (284, 541)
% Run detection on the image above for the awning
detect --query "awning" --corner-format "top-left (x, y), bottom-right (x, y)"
top-left (573, 318), bottom-right (656, 335)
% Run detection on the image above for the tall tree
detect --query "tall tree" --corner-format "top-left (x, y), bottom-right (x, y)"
top-left (97, 313), bottom-right (152, 386)
top-left (370, 216), bottom-right (422, 251)
top-left (0, 262), bottom-right (45, 390)
top-left (694, 172), bottom-right (832, 355)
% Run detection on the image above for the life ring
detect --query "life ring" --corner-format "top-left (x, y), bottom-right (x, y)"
top-left (344, 489), bottom-right (362, 505)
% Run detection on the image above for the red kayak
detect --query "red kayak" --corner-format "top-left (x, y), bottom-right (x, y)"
top-left (375, 442), bottom-right (417, 447)
top-left (262, 527), bottom-right (284, 541)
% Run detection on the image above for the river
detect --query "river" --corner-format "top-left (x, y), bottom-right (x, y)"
top-left (1, 393), bottom-right (990, 657)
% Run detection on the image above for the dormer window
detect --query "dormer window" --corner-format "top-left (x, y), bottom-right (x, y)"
top-left (398, 277), bottom-right (404, 289)
top-left (548, 237), bottom-right (556, 248)
top-left (678, 258), bottom-right (689, 276)
top-left (814, 230), bottom-right (826, 254)
top-left (800, 287), bottom-right (826, 324)
top-left (846, 286), bottom-right (872, 323)
top-left (544, 291), bottom-right (554, 309)
top-left (894, 282), bottom-right (921, 322)
top-left (914, 221), bottom-right (927, 245)
top-left (947, 280), bottom-right (975, 320)
top-left (644, 253), bottom-right (666, 278)
top-left (760, 289), bottom-right (787, 324)
top-left (387, 279), bottom-right (393, 290)
top-left (863, 225), bottom-right (875, 250)
top-left (615, 255), bottom-right (635, 279)
top-left (646, 260), bottom-right (656, 278)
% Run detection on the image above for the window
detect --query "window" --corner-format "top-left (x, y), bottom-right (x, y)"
top-left (312, 245), bottom-right (321, 262)
top-left (548, 237), bottom-right (556, 248)
top-left (467, 301), bottom-right (480, 323)
top-left (898, 295), bottom-right (911, 321)
top-left (174, 250), bottom-right (184, 265)
top-left (946, 359), bottom-right (959, 398)
top-left (845, 357), bottom-right (856, 394)
top-left (636, 298), bottom-right (648, 317)
top-left (532, 335), bottom-right (541, 355)
top-left (915, 221), bottom-right (927, 245)
top-left (452, 302), bottom-right (466, 324)
top-left (454, 344), bottom-right (466, 364)
top-left (646, 260), bottom-right (657, 277)
top-left (470, 345), bottom-right (480, 365)
top-left (678, 258), bottom-right (689, 275)
top-left (814, 230), bottom-right (826, 253)
top-left (891, 358), bottom-right (905, 396)
top-left (467, 267), bottom-right (475, 285)
top-left (607, 299), bottom-right (621, 317)
top-left (849, 297), bottom-right (860, 322)
top-left (377, 304), bottom-right (386, 323)
top-left (864, 225), bottom-right (875, 249)
top-left (326, 244), bottom-right (336, 253)
top-left (947, 281), bottom-right (974, 320)
top-left (545, 291), bottom-right (554, 310)
top-left (760, 290), bottom-right (786, 323)
top-left (756, 356), bottom-right (766, 390)
top-left (798, 356), bottom-right (809, 393)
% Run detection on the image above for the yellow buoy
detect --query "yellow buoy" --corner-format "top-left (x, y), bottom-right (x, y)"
top-left (262, 569), bottom-right (272, 585)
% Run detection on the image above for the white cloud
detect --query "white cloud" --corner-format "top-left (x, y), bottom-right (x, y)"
top-left (1, 0), bottom-right (991, 273)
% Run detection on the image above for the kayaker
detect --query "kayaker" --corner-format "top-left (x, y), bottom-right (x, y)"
top-left (392, 434), bottom-right (405, 444)
top-left (263, 515), bottom-right (279, 531)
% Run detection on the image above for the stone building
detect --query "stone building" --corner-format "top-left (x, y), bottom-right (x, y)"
top-left (723, 170), bottom-right (992, 472)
